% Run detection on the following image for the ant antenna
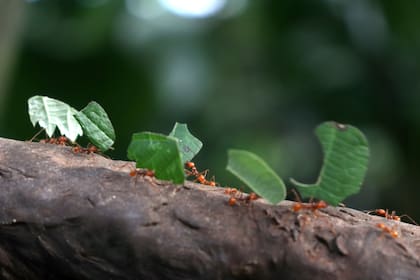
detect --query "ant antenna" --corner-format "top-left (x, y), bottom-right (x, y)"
top-left (398, 214), bottom-right (419, 226)
top-left (28, 128), bottom-right (46, 142)
top-left (290, 188), bottom-right (303, 202)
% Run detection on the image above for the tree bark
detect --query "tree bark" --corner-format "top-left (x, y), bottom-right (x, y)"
top-left (0, 137), bottom-right (419, 279)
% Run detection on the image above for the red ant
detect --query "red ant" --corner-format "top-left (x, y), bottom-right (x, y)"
top-left (228, 192), bottom-right (259, 206)
top-left (185, 161), bottom-right (217, 186)
top-left (367, 209), bottom-right (418, 225)
top-left (72, 146), bottom-right (83, 153)
top-left (120, 163), bottom-right (155, 180)
top-left (244, 192), bottom-right (259, 203)
top-left (118, 162), bottom-right (156, 187)
top-left (228, 196), bottom-right (237, 206)
top-left (39, 136), bottom-right (69, 146)
top-left (72, 144), bottom-right (100, 155)
top-left (290, 189), bottom-right (327, 213)
top-left (30, 130), bottom-right (103, 156)
top-left (29, 128), bottom-right (70, 146)
top-left (368, 209), bottom-right (400, 221)
top-left (185, 161), bottom-right (198, 174)
top-left (128, 166), bottom-right (156, 186)
top-left (129, 168), bottom-right (155, 178)
top-left (224, 187), bottom-right (239, 206)
top-left (86, 145), bottom-right (99, 154)
top-left (376, 223), bottom-right (399, 238)
top-left (292, 200), bottom-right (328, 213)
top-left (224, 187), bottom-right (239, 195)
top-left (290, 200), bottom-right (329, 229)
top-left (224, 187), bottom-right (259, 206)
top-left (57, 136), bottom-right (69, 145)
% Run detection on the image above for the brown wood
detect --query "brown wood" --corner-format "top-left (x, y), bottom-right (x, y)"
top-left (0, 137), bottom-right (419, 279)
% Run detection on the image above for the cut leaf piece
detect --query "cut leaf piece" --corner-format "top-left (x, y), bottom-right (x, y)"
top-left (226, 149), bottom-right (286, 204)
top-left (290, 121), bottom-right (370, 206)
top-left (127, 132), bottom-right (184, 184)
top-left (75, 101), bottom-right (115, 152)
top-left (169, 122), bottom-right (203, 163)
top-left (28, 95), bottom-right (82, 142)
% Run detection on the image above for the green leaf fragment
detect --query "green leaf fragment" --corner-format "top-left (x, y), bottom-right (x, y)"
top-left (127, 132), bottom-right (184, 184)
top-left (226, 149), bottom-right (286, 204)
top-left (75, 101), bottom-right (115, 152)
top-left (290, 121), bottom-right (370, 206)
top-left (28, 95), bottom-right (83, 142)
top-left (169, 122), bottom-right (203, 163)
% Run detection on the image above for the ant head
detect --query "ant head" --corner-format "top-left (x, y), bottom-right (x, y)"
top-left (376, 223), bottom-right (386, 230)
top-left (207, 181), bottom-right (216, 187)
top-left (197, 174), bottom-right (206, 183)
top-left (390, 230), bottom-right (399, 238)
top-left (224, 188), bottom-right (237, 195)
top-left (248, 192), bottom-right (258, 201)
top-left (292, 203), bottom-right (302, 212)
top-left (228, 197), bottom-right (237, 206)
top-left (317, 200), bottom-right (328, 209)
top-left (146, 170), bottom-right (155, 177)
top-left (185, 162), bottom-right (195, 169)
top-left (376, 209), bottom-right (387, 216)
top-left (88, 145), bottom-right (99, 153)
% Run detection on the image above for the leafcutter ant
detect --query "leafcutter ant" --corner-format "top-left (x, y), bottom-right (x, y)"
top-left (224, 187), bottom-right (259, 206)
top-left (185, 161), bottom-right (217, 186)
top-left (366, 208), bottom-right (418, 225)
top-left (376, 223), bottom-right (399, 238)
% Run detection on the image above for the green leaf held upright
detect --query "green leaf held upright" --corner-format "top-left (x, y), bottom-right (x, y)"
top-left (75, 101), bottom-right (116, 152)
top-left (127, 132), bottom-right (185, 184)
top-left (169, 122), bottom-right (203, 163)
top-left (226, 149), bottom-right (286, 204)
top-left (290, 121), bottom-right (370, 206)
top-left (28, 95), bottom-right (83, 142)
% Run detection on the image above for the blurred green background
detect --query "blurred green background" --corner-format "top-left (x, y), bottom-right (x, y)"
top-left (1, 0), bottom-right (419, 221)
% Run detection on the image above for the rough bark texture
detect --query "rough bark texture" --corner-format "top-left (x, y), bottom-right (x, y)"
top-left (0, 137), bottom-right (419, 279)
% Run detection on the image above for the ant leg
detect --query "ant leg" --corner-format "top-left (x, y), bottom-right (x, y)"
top-left (184, 169), bottom-right (196, 178)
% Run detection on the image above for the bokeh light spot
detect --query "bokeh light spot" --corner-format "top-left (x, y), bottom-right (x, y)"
top-left (158, 0), bottom-right (226, 18)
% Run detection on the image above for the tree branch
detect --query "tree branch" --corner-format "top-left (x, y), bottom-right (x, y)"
top-left (0, 137), bottom-right (419, 279)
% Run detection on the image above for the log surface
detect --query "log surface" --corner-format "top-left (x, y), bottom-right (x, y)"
top-left (0, 137), bottom-right (419, 279)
